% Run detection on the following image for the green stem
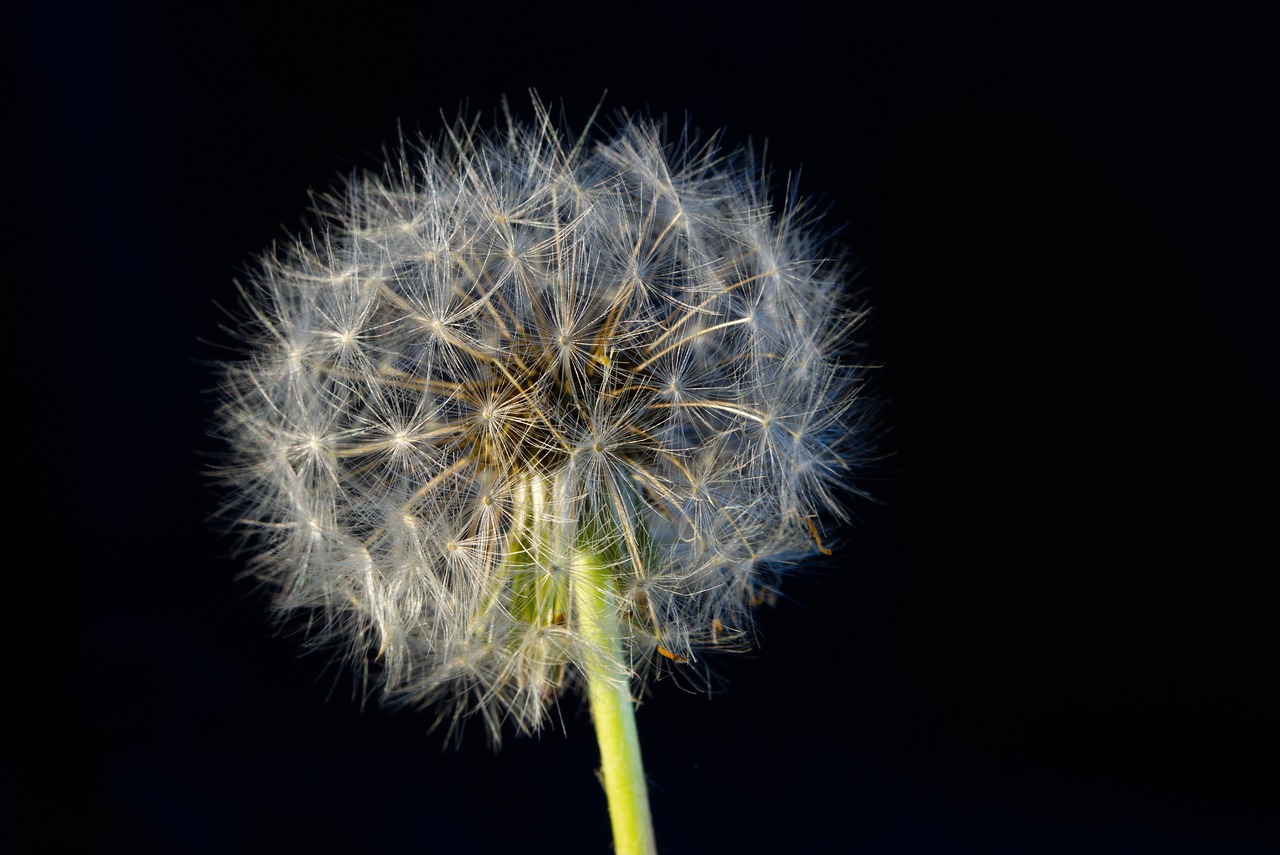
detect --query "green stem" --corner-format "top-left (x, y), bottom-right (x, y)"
top-left (573, 551), bottom-right (657, 855)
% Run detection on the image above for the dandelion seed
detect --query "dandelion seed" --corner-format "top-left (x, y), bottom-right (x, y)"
top-left (213, 96), bottom-right (877, 855)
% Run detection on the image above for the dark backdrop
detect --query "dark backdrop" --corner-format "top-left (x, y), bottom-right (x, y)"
top-left (13, 4), bottom-right (1276, 853)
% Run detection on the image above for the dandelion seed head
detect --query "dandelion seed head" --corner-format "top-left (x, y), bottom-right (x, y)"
top-left (214, 97), bottom-right (877, 742)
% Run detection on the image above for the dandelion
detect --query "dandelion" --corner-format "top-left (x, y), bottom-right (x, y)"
top-left (214, 96), bottom-right (876, 855)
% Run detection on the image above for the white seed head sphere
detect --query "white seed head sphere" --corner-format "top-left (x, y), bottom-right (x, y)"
top-left (216, 101), bottom-right (876, 740)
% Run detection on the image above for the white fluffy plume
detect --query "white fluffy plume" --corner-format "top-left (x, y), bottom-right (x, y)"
top-left (214, 97), bottom-right (876, 740)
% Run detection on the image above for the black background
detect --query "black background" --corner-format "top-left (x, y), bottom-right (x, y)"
top-left (13, 4), bottom-right (1277, 853)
